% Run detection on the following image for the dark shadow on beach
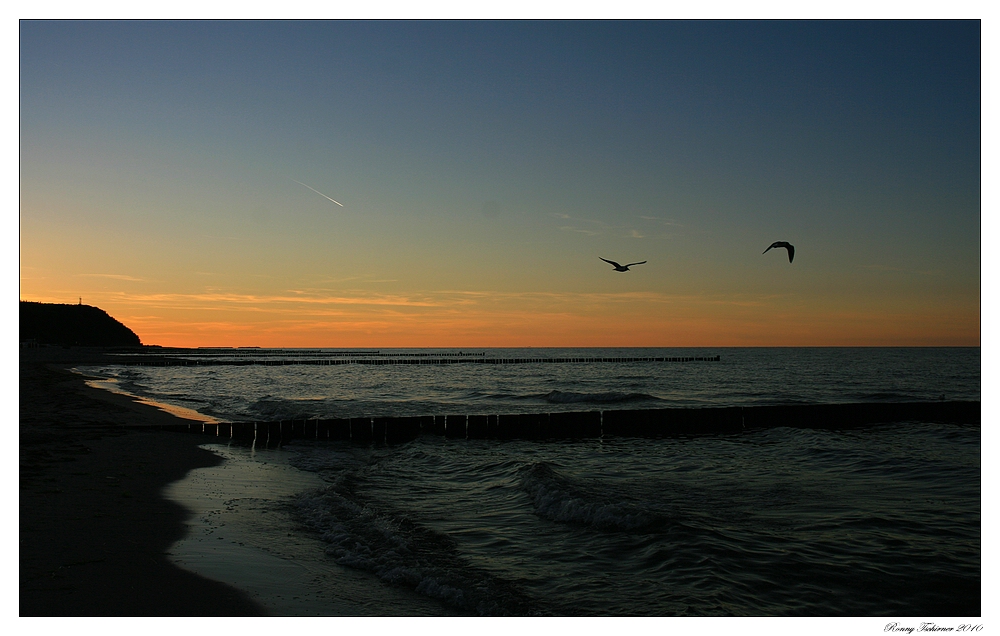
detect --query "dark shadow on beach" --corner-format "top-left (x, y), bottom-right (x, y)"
top-left (19, 349), bottom-right (267, 616)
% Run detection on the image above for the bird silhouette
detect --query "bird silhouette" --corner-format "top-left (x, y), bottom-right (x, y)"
top-left (762, 241), bottom-right (794, 263)
top-left (600, 257), bottom-right (647, 272)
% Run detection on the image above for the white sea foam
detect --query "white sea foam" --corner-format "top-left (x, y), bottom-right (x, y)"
top-left (289, 453), bottom-right (541, 615)
top-left (519, 462), bottom-right (662, 532)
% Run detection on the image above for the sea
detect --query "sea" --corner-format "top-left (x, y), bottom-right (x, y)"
top-left (77, 347), bottom-right (981, 617)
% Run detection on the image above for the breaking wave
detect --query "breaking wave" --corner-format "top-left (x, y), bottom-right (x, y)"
top-left (518, 462), bottom-right (664, 532)
top-left (290, 465), bottom-right (541, 615)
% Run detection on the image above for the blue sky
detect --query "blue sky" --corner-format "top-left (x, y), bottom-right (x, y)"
top-left (18, 20), bottom-right (981, 346)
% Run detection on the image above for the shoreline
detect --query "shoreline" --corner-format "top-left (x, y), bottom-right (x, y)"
top-left (19, 350), bottom-right (267, 616)
top-left (165, 442), bottom-right (463, 616)
top-left (19, 347), bottom-right (981, 618)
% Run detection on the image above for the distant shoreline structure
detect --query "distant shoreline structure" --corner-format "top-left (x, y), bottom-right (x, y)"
top-left (104, 351), bottom-right (722, 367)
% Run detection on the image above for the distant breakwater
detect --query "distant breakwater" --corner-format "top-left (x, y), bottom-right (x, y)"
top-left (147, 401), bottom-right (979, 445)
top-left (111, 354), bottom-right (722, 367)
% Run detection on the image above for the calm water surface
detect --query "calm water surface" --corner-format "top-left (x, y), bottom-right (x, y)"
top-left (87, 347), bottom-right (979, 421)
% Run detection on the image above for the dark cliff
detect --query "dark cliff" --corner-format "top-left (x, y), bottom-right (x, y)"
top-left (20, 301), bottom-right (142, 347)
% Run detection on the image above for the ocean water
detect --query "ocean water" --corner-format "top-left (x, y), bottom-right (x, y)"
top-left (90, 347), bottom-right (980, 421)
top-left (80, 348), bottom-right (981, 616)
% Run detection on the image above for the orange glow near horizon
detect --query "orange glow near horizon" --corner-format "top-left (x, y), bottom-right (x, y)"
top-left (18, 286), bottom-right (980, 348)
top-left (19, 223), bottom-right (980, 348)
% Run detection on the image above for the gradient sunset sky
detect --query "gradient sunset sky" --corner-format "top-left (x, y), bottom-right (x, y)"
top-left (19, 20), bottom-right (981, 347)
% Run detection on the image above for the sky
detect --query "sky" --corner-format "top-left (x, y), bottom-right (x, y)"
top-left (18, 19), bottom-right (981, 348)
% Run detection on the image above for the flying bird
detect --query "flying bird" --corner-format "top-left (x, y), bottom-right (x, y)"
top-left (763, 241), bottom-right (794, 263)
top-left (600, 257), bottom-right (647, 272)
top-left (292, 179), bottom-right (344, 207)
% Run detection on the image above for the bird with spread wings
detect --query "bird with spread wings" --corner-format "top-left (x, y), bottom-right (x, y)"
top-left (762, 241), bottom-right (794, 263)
top-left (600, 257), bottom-right (647, 272)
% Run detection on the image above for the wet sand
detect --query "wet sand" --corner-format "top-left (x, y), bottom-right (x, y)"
top-left (19, 349), bottom-right (267, 616)
top-left (166, 443), bottom-right (465, 616)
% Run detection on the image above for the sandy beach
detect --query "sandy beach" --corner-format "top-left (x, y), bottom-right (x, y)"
top-left (19, 348), bottom-right (266, 616)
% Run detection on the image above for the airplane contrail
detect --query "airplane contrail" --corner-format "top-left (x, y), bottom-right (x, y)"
top-left (292, 179), bottom-right (344, 207)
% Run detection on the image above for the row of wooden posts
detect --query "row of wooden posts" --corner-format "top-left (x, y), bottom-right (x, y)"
top-left (154, 401), bottom-right (979, 446)
top-left (115, 355), bottom-right (722, 367)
